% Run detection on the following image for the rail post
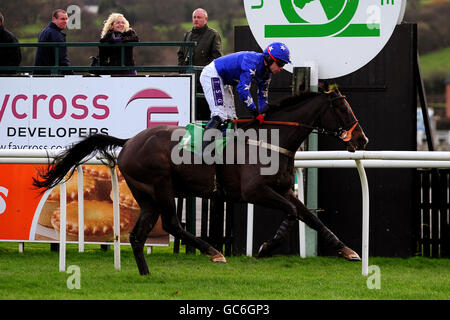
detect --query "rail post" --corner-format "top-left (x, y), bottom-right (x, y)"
top-left (59, 180), bottom-right (67, 272)
top-left (355, 160), bottom-right (370, 276)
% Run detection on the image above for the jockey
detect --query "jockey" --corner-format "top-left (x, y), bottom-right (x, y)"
top-left (200, 42), bottom-right (291, 140)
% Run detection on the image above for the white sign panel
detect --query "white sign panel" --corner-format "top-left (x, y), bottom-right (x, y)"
top-left (0, 76), bottom-right (192, 150)
top-left (244, 0), bottom-right (405, 79)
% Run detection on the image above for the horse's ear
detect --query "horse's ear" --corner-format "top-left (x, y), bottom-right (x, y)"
top-left (324, 83), bottom-right (339, 94)
top-left (318, 80), bottom-right (329, 93)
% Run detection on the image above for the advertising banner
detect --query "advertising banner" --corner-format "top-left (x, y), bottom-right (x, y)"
top-left (0, 75), bottom-right (193, 243)
top-left (0, 75), bottom-right (193, 149)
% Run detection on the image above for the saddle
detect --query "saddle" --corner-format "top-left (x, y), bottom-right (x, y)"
top-left (178, 122), bottom-right (232, 155)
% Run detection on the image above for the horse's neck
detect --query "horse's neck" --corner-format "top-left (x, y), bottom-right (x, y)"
top-left (268, 97), bottom-right (325, 152)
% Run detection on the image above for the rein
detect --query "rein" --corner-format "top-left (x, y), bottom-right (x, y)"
top-left (232, 119), bottom-right (300, 127)
top-left (232, 94), bottom-right (359, 142)
top-left (232, 118), bottom-right (351, 140)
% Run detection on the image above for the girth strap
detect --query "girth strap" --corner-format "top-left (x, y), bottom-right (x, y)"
top-left (247, 139), bottom-right (295, 158)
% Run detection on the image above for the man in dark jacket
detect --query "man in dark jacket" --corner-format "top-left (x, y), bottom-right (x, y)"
top-left (177, 8), bottom-right (222, 67)
top-left (0, 11), bottom-right (21, 74)
top-left (178, 8), bottom-right (222, 120)
top-left (34, 9), bottom-right (73, 75)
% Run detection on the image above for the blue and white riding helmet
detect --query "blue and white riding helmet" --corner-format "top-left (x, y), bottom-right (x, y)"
top-left (263, 42), bottom-right (292, 65)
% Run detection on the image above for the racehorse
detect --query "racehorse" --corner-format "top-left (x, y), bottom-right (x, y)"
top-left (33, 85), bottom-right (368, 276)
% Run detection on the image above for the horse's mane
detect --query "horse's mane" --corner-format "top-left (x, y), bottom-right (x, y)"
top-left (266, 91), bottom-right (321, 115)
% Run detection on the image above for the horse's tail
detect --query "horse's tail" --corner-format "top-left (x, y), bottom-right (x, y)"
top-left (32, 134), bottom-right (128, 192)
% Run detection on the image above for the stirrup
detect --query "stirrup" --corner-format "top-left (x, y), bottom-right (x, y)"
top-left (202, 117), bottom-right (223, 153)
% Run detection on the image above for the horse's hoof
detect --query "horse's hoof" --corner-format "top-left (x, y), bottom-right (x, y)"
top-left (338, 247), bottom-right (361, 261)
top-left (139, 269), bottom-right (150, 276)
top-left (257, 242), bottom-right (272, 258)
top-left (210, 253), bottom-right (227, 263)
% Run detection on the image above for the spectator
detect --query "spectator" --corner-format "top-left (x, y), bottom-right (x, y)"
top-left (34, 9), bottom-right (73, 75)
top-left (0, 11), bottom-right (22, 74)
top-left (178, 8), bottom-right (222, 120)
top-left (98, 13), bottom-right (139, 75)
top-left (177, 8), bottom-right (222, 67)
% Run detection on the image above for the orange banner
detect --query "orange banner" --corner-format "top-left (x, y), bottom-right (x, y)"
top-left (0, 164), bottom-right (168, 244)
top-left (0, 165), bottom-right (44, 240)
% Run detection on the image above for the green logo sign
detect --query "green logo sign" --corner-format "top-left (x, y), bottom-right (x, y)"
top-left (266, 0), bottom-right (379, 37)
top-left (244, 0), bottom-right (405, 78)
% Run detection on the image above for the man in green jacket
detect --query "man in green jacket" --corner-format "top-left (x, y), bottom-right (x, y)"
top-left (178, 8), bottom-right (222, 67)
top-left (178, 8), bottom-right (223, 120)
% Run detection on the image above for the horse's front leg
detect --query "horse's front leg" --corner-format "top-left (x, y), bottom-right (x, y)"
top-left (286, 191), bottom-right (360, 261)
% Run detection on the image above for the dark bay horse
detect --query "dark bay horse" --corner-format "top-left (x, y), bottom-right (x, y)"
top-left (33, 86), bottom-right (368, 276)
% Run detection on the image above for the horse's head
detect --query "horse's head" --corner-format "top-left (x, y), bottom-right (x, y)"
top-left (318, 85), bottom-right (369, 152)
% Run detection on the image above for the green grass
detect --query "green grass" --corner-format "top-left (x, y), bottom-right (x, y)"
top-left (0, 242), bottom-right (449, 300)
top-left (420, 47), bottom-right (450, 78)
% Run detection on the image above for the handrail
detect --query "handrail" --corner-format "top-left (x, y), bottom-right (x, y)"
top-left (294, 150), bottom-right (450, 161)
top-left (0, 41), bottom-right (206, 103)
top-left (0, 41), bottom-right (196, 47)
top-left (0, 41), bottom-right (198, 74)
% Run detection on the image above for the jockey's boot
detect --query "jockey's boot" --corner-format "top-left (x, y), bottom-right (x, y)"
top-left (202, 116), bottom-right (223, 155)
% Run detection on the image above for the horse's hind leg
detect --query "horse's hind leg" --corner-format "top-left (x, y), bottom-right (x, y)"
top-left (129, 202), bottom-right (160, 275)
top-left (257, 216), bottom-right (298, 258)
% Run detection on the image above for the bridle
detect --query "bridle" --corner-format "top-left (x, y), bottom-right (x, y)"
top-left (326, 94), bottom-right (359, 142)
top-left (232, 93), bottom-right (359, 143)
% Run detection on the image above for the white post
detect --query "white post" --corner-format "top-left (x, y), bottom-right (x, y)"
top-left (110, 166), bottom-right (121, 270)
top-left (59, 180), bottom-right (67, 272)
top-left (246, 203), bottom-right (254, 257)
top-left (355, 160), bottom-right (370, 276)
top-left (76, 166), bottom-right (84, 252)
top-left (296, 168), bottom-right (306, 258)
top-left (18, 242), bottom-right (24, 253)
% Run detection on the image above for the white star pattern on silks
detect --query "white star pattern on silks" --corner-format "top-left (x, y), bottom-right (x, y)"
top-left (244, 83), bottom-right (251, 91)
top-left (244, 96), bottom-right (253, 106)
top-left (269, 46), bottom-right (273, 52)
top-left (262, 90), bottom-right (268, 98)
top-left (249, 69), bottom-right (256, 76)
top-left (280, 45), bottom-right (286, 51)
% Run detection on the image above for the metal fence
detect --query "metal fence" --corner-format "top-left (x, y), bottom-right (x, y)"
top-left (416, 169), bottom-right (450, 258)
top-left (0, 41), bottom-right (199, 74)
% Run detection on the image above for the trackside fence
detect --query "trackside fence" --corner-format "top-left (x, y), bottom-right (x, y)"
top-left (172, 151), bottom-right (450, 276)
top-left (0, 41), bottom-right (199, 74)
top-left (1, 150), bottom-right (450, 276)
top-left (416, 169), bottom-right (450, 258)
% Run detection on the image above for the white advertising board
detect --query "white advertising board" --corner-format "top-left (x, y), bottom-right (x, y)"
top-left (0, 75), bottom-right (193, 150)
top-left (244, 0), bottom-right (406, 79)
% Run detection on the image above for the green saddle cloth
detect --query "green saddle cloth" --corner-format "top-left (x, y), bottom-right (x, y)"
top-left (178, 122), bottom-right (232, 155)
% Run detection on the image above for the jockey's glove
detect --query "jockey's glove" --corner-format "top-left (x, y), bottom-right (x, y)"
top-left (256, 113), bottom-right (265, 125)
